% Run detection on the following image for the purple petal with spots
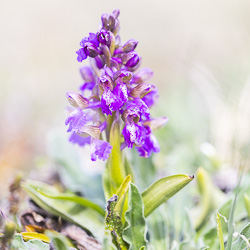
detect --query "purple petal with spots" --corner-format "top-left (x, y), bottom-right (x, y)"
top-left (101, 85), bottom-right (127, 116)
top-left (122, 123), bottom-right (147, 148)
top-left (136, 134), bottom-right (160, 158)
top-left (69, 132), bottom-right (91, 146)
top-left (113, 83), bottom-right (128, 106)
top-left (91, 138), bottom-right (112, 161)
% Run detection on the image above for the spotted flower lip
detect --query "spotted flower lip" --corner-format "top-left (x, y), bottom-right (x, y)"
top-left (91, 138), bottom-right (112, 161)
top-left (122, 123), bottom-right (147, 148)
top-left (66, 9), bottom-right (167, 161)
top-left (101, 83), bottom-right (128, 116)
top-left (65, 108), bottom-right (89, 132)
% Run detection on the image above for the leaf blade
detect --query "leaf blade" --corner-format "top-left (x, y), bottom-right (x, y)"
top-left (142, 174), bottom-right (194, 217)
top-left (123, 183), bottom-right (147, 250)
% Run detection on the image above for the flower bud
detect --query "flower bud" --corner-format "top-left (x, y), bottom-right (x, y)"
top-left (101, 13), bottom-right (109, 30)
top-left (97, 29), bottom-right (111, 46)
top-left (77, 125), bottom-right (101, 139)
top-left (112, 20), bottom-right (120, 36)
top-left (122, 51), bottom-right (140, 67)
top-left (109, 31), bottom-right (116, 55)
top-left (122, 39), bottom-right (138, 53)
top-left (112, 9), bottom-right (120, 19)
top-left (100, 44), bottom-right (111, 66)
top-left (67, 92), bottom-right (89, 109)
top-left (132, 68), bottom-right (154, 83)
top-left (79, 66), bottom-right (94, 82)
top-left (108, 14), bottom-right (116, 29)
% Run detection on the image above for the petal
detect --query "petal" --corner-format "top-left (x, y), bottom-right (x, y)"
top-left (101, 89), bottom-right (121, 115)
top-left (65, 108), bottom-right (89, 132)
top-left (136, 134), bottom-right (160, 158)
top-left (79, 66), bottom-right (95, 82)
top-left (88, 33), bottom-right (99, 47)
top-left (76, 48), bottom-right (87, 62)
top-left (122, 123), bottom-right (147, 148)
top-left (142, 90), bottom-right (158, 108)
top-left (91, 139), bottom-right (112, 161)
top-left (113, 83), bottom-right (128, 107)
top-left (69, 132), bottom-right (91, 146)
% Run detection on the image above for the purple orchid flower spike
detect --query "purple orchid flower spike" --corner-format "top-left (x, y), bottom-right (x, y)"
top-left (66, 9), bottom-right (167, 161)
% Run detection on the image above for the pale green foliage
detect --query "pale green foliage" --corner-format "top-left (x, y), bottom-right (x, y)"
top-left (22, 180), bottom-right (104, 240)
top-left (10, 235), bottom-right (49, 250)
top-left (123, 183), bottom-right (147, 250)
top-left (142, 174), bottom-right (194, 217)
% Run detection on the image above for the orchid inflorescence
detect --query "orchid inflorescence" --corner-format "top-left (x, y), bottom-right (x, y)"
top-left (65, 9), bottom-right (168, 161)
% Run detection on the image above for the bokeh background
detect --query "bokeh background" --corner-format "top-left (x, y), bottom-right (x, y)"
top-left (1, 0), bottom-right (250, 197)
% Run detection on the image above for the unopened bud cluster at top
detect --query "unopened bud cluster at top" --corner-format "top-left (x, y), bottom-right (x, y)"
top-left (65, 9), bottom-right (168, 161)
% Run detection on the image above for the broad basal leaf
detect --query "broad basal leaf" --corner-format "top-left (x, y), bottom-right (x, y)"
top-left (142, 174), bottom-right (194, 217)
top-left (22, 180), bottom-right (104, 240)
top-left (123, 183), bottom-right (147, 250)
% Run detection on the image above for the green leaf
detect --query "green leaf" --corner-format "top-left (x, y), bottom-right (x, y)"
top-left (216, 213), bottom-right (225, 250)
top-left (103, 120), bottom-right (126, 201)
top-left (142, 174), bottom-right (194, 217)
top-left (232, 222), bottom-right (250, 250)
top-left (11, 234), bottom-right (49, 250)
top-left (123, 183), bottom-right (147, 250)
top-left (36, 191), bottom-right (105, 217)
top-left (22, 180), bottom-right (104, 240)
top-left (105, 195), bottom-right (127, 249)
top-left (45, 230), bottom-right (75, 250)
top-left (244, 193), bottom-right (250, 218)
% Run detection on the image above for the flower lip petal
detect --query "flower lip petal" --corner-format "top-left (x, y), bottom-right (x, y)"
top-left (91, 138), bottom-right (112, 161)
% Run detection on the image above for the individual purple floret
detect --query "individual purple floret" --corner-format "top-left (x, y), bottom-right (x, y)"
top-left (76, 33), bottom-right (99, 62)
top-left (66, 9), bottom-right (167, 161)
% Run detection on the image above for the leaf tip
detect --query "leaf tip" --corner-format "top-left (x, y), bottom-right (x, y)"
top-left (189, 175), bottom-right (195, 180)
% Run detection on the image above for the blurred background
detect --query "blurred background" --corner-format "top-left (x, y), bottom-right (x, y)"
top-left (1, 0), bottom-right (250, 197)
